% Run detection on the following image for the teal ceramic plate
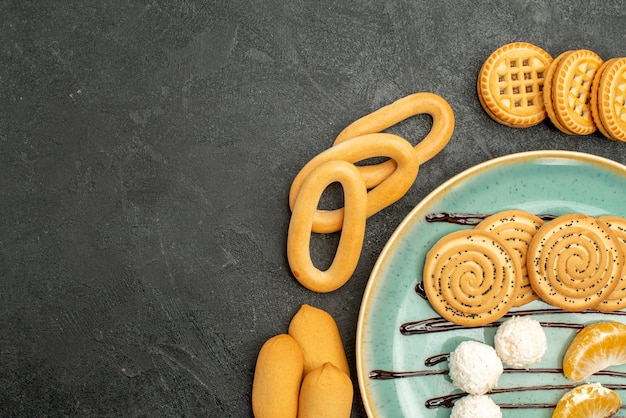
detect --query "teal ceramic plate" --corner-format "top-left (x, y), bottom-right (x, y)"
top-left (356, 150), bottom-right (626, 417)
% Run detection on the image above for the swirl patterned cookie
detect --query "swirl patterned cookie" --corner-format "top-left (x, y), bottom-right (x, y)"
top-left (526, 214), bottom-right (624, 312)
top-left (475, 209), bottom-right (544, 306)
top-left (596, 215), bottom-right (626, 311)
top-left (422, 229), bottom-right (521, 327)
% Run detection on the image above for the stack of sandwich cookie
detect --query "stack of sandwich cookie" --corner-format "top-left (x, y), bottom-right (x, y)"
top-left (543, 49), bottom-right (604, 135)
top-left (478, 43), bottom-right (626, 141)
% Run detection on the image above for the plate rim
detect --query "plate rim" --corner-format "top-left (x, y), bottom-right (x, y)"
top-left (355, 149), bottom-right (626, 417)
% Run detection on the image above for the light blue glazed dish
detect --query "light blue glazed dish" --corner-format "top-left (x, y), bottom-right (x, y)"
top-left (356, 150), bottom-right (626, 418)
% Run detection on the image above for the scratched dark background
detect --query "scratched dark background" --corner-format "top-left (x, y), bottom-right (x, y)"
top-left (1, 1), bottom-right (625, 416)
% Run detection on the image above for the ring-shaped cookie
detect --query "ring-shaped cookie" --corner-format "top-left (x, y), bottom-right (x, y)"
top-left (475, 209), bottom-right (544, 306)
top-left (596, 215), bottom-right (626, 311)
top-left (287, 160), bottom-right (367, 293)
top-left (332, 92), bottom-right (454, 188)
top-left (289, 133), bottom-right (419, 234)
top-left (527, 214), bottom-right (624, 311)
top-left (422, 229), bottom-right (521, 327)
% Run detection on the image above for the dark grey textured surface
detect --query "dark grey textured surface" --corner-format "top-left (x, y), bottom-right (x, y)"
top-left (1, 1), bottom-right (625, 416)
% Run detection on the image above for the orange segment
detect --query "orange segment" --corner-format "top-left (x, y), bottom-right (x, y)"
top-left (563, 321), bottom-right (626, 381)
top-left (553, 383), bottom-right (621, 418)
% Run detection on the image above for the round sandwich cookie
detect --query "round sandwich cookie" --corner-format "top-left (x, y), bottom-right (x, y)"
top-left (475, 209), bottom-right (544, 306)
top-left (590, 57), bottom-right (626, 141)
top-left (527, 214), bottom-right (624, 312)
top-left (590, 58), bottom-right (620, 140)
top-left (596, 215), bottom-right (626, 311)
top-left (546, 49), bottom-right (604, 135)
top-left (478, 42), bottom-right (553, 128)
top-left (422, 229), bottom-right (521, 327)
top-left (543, 50), bottom-right (578, 135)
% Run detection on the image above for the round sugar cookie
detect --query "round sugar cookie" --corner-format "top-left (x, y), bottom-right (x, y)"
top-left (547, 50), bottom-right (604, 135)
top-left (596, 216), bottom-right (626, 311)
top-left (422, 229), bottom-right (521, 327)
top-left (527, 214), bottom-right (624, 312)
top-left (476, 209), bottom-right (545, 306)
top-left (591, 57), bottom-right (626, 141)
top-left (477, 42), bottom-right (553, 128)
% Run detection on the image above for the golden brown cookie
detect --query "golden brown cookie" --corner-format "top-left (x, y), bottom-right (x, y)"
top-left (590, 57), bottom-right (626, 141)
top-left (297, 363), bottom-right (353, 418)
top-left (477, 42), bottom-right (553, 128)
top-left (422, 229), bottom-right (521, 327)
top-left (527, 214), bottom-right (624, 312)
top-left (288, 133), bottom-right (418, 234)
top-left (287, 160), bottom-right (367, 293)
top-left (288, 304), bottom-right (350, 376)
top-left (251, 334), bottom-right (304, 418)
top-left (333, 92), bottom-right (455, 188)
top-left (590, 58), bottom-right (619, 140)
top-left (476, 209), bottom-right (544, 306)
top-left (596, 216), bottom-right (626, 311)
top-left (543, 51), bottom-right (578, 135)
top-left (545, 50), bottom-right (604, 135)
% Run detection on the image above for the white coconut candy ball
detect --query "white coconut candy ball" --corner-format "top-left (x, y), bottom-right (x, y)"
top-left (448, 340), bottom-right (503, 395)
top-left (494, 316), bottom-right (547, 368)
top-left (450, 394), bottom-right (502, 418)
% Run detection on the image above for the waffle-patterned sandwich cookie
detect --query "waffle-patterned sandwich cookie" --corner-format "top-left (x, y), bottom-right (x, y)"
top-left (527, 214), bottom-right (624, 312)
top-left (477, 42), bottom-right (553, 128)
top-left (544, 49), bottom-right (604, 135)
top-left (422, 229), bottom-right (521, 327)
top-left (475, 209), bottom-right (544, 306)
top-left (590, 57), bottom-right (626, 141)
top-left (596, 216), bottom-right (626, 311)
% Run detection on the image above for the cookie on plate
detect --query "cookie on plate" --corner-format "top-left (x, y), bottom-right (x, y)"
top-left (475, 209), bottom-right (544, 306)
top-left (527, 214), bottom-right (624, 312)
top-left (596, 215), bottom-right (626, 311)
top-left (477, 42), bottom-right (553, 128)
top-left (422, 229), bottom-right (520, 327)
